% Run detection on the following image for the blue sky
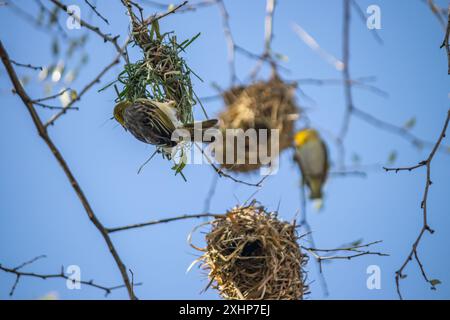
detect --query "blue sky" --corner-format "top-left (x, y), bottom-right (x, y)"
top-left (0, 0), bottom-right (449, 300)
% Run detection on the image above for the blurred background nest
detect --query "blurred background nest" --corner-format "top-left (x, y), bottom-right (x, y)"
top-left (214, 75), bottom-right (300, 172)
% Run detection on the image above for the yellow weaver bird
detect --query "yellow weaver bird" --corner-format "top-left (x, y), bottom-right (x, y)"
top-left (294, 128), bottom-right (329, 204)
top-left (113, 98), bottom-right (218, 155)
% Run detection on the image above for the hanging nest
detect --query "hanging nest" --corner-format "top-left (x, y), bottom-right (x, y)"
top-left (110, 10), bottom-right (201, 125)
top-left (192, 203), bottom-right (307, 300)
top-left (214, 75), bottom-right (300, 172)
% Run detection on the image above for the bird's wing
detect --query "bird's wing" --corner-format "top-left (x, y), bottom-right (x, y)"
top-left (297, 139), bottom-right (328, 179)
top-left (321, 140), bottom-right (329, 183)
top-left (123, 103), bottom-right (175, 146)
top-left (150, 100), bottom-right (181, 128)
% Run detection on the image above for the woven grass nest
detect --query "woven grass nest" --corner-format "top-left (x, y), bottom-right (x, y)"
top-left (192, 203), bottom-right (307, 300)
top-left (118, 17), bottom-right (199, 124)
top-left (215, 76), bottom-right (300, 173)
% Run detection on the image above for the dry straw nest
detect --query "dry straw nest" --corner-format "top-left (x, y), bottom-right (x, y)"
top-left (192, 203), bottom-right (307, 300)
top-left (215, 75), bottom-right (300, 172)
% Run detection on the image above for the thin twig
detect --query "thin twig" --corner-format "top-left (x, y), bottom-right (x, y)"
top-left (33, 101), bottom-right (78, 111)
top-left (84, 0), bottom-right (110, 25)
top-left (294, 77), bottom-right (388, 98)
top-left (350, 0), bottom-right (383, 44)
top-left (44, 39), bottom-right (129, 127)
top-left (249, 0), bottom-right (278, 79)
top-left (0, 40), bottom-right (136, 300)
top-left (339, 0), bottom-right (353, 141)
top-left (107, 213), bottom-right (224, 233)
top-left (9, 59), bottom-right (42, 71)
top-left (194, 143), bottom-right (269, 188)
top-left (384, 109), bottom-right (450, 299)
top-left (303, 240), bottom-right (388, 262)
top-left (297, 182), bottom-right (329, 296)
top-left (13, 255), bottom-right (47, 271)
top-left (141, 0), bottom-right (215, 12)
top-left (423, 0), bottom-right (447, 29)
top-left (352, 107), bottom-right (439, 150)
top-left (32, 88), bottom-right (72, 103)
top-left (142, 1), bottom-right (189, 25)
top-left (440, 5), bottom-right (450, 74)
top-left (7, 0), bottom-right (68, 38)
top-left (292, 22), bottom-right (344, 72)
top-left (49, 0), bottom-right (122, 54)
top-left (215, 0), bottom-right (237, 85)
top-left (0, 256), bottom-right (140, 297)
top-left (264, 0), bottom-right (277, 76)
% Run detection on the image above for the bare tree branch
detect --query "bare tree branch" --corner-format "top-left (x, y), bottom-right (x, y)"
top-left (339, 0), bottom-right (354, 141)
top-left (9, 59), bottom-right (43, 71)
top-left (32, 88), bottom-right (72, 103)
top-left (249, 0), bottom-right (278, 79)
top-left (44, 39), bottom-right (129, 127)
top-left (6, 0), bottom-right (68, 38)
top-left (422, 0), bottom-right (447, 29)
top-left (303, 240), bottom-right (388, 262)
top-left (297, 182), bottom-right (329, 296)
top-left (0, 256), bottom-right (140, 297)
top-left (84, 0), bottom-right (110, 25)
top-left (350, 0), bottom-right (383, 44)
top-left (142, 0), bottom-right (189, 25)
top-left (140, 0), bottom-right (215, 13)
top-left (0, 40), bottom-right (136, 300)
top-left (294, 77), bottom-right (388, 98)
top-left (215, 0), bottom-right (237, 85)
top-left (384, 109), bottom-right (450, 299)
top-left (440, 5), bottom-right (450, 74)
top-left (49, 0), bottom-right (122, 54)
top-left (193, 143), bottom-right (270, 187)
top-left (107, 213), bottom-right (224, 233)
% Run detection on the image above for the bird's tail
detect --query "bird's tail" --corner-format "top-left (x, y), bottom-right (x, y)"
top-left (308, 179), bottom-right (324, 211)
top-left (308, 179), bottom-right (323, 200)
top-left (183, 119), bottom-right (219, 142)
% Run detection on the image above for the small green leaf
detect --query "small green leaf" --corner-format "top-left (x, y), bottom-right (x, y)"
top-left (350, 239), bottom-right (363, 247)
top-left (351, 153), bottom-right (361, 164)
top-left (404, 117), bottom-right (416, 130)
top-left (274, 52), bottom-right (289, 62)
top-left (387, 151), bottom-right (397, 164)
top-left (430, 279), bottom-right (441, 287)
top-left (51, 38), bottom-right (59, 57)
top-left (69, 90), bottom-right (78, 101)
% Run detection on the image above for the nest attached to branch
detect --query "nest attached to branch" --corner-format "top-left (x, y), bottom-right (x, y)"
top-left (215, 76), bottom-right (300, 172)
top-left (192, 203), bottom-right (307, 300)
top-left (116, 15), bottom-right (200, 125)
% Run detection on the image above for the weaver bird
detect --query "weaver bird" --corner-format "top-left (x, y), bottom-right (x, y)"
top-left (294, 128), bottom-right (329, 203)
top-left (114, 99), bottom-right (218, 155)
